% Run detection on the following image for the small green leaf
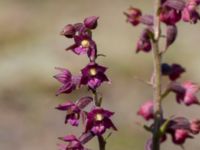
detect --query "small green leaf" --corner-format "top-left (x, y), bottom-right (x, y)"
top-left (159, 118), bottom-right (171, 136)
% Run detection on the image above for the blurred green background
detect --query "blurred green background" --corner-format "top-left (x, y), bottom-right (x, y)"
top-left (1, 0), bottom-right (200, 149)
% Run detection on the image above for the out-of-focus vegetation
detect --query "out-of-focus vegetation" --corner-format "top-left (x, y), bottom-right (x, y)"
top-left (0, 0), bottom-right (200, 149)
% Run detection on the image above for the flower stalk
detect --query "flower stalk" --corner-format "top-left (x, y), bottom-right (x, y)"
top-left (152, 0), bottom-right (162, 149)
top-left (92, 90), bottom-right (106, 150)
top-left (98, 135), bottom-right (106, 150)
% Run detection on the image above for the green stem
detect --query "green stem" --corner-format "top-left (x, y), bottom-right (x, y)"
top-left (93, 90), bottom-right (101, 107)
top-left (161, 88), bottom-right (171, 100)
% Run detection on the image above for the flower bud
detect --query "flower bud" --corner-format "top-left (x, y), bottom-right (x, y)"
top-left (161, 63), bottom-right (185, 81)
top-left (124, 7), bottom-right (142, 26)
top-left (60, 24), bottom-right (76, 38)
top-left (136, 28), bottom-right (152, 53)
top-left (166, 25), bottom-right (177, 49)
top-left (137, 100), bottom-right (154, 120)
top-left (84, 16), bottom-right (99, 29)
top-left (160, 7), bottom-right (181, 25)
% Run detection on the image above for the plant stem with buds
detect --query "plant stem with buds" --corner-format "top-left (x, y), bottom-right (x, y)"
top-left (152, 0), bottom-right (162, 150)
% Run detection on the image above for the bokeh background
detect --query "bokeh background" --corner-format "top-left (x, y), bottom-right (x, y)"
top-left (1, 0), bottom-right (200, 149)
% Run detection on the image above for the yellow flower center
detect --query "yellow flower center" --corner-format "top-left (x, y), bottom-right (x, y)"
top-left (89, 68), bottom-right (97, 76)
top-left (95, 113), bottom-right (104, 121)
top-left (81, 40), bottom-right (90, 48)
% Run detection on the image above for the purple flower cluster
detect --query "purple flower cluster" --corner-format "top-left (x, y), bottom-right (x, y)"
top-left (55, 16), bottom-right (116, 150)
top-left (138, 71), bottom-right (200, 146)
top-left (61, 16), bottom-right (99, 61)
top-left (142, 116), bottom-right (200, 146)
top-left (124, 0), bottom-right (200, 53)
top-left (125, 0), bottom-right (200, 149)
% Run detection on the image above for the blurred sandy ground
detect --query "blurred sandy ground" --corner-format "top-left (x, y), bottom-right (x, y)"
top-left (0, 0), bottom-right (200, 149)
